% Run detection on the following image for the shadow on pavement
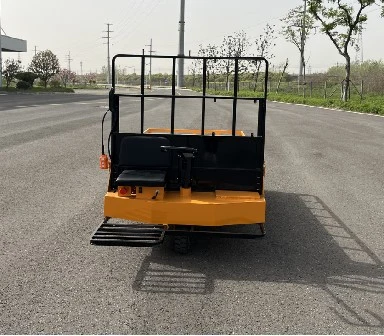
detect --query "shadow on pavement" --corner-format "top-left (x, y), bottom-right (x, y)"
top-left (132, 190), bottom-right (384, 329)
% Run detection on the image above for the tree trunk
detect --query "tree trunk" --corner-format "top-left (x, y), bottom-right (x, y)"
top-left (276, 58), bottom-right (289, 93)
top-left (226, 72), bottom-right (230, 91)
top-left (342, 55), bottom-right (351, 102)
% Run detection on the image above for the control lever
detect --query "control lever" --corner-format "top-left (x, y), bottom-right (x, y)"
top-left (160, 145), bottom-right (198, 188)
top-left (152, 190), bottom-right (159, 200)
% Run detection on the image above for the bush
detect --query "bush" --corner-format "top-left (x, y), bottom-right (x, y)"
top-left (49, 79), bottom-right (61, 88)
top-left (34, 79), bottom-right (44, 87)
top-left (15, 72), bottom-right (38, 87)
top-left (16, 81), bottom-right (32, 90)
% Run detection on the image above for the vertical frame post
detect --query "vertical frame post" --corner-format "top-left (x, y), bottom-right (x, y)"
top-left (201, 58), bottom-right (207, 135)
top-left (111, 56), bottom-right (116, 88)
top-left (171, 57), bottom-right (176, 134)
top-left (140, 55), bottom-right (145, 133)
top-left (109, 90), bottom-right (119, 162)
top-left (232, 59), bottom-right (239, 136)
top-left (257, 99), bottom-right (266, 139)
top-left (263, 59), bottom-right (269, 99)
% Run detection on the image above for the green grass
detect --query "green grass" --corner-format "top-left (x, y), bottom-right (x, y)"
top-left (269, 93), bottom-right (384, 115)
top-left (195, 88), bottom-right (384, 116)
top-left (0, 86), bottom-right (74, 93)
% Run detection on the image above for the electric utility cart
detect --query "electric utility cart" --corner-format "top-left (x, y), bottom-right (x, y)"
top-left (91, 54), bottom-right (269, 254)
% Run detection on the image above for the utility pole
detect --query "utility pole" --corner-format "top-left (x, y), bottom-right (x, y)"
top-left (80, 61), bottom-right (83, 76)
top-left (34, 46), bottom-right (38, 56)
top-left (66, 51), bottom-right (73, 71)
top-left (145, 38), bottom-right (156, 88)
top-left (298, 0), bottom-right (307, 84)
top-left (177, 0), bottom-right (185, 88)
top-left (102, 23), bottom-right (113, 85)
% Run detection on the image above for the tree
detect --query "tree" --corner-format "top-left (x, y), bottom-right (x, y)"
top-left (251, 24), bottom-right (276, 91)
top-left (188, 59), bottom-right (200, 88)
top-left (84, 73), bottom-right (97, 85)
top-left (308, 0), bottom-right (384, 101)
top-left (276, 58), bottom-right (290, 93)
top-left (220, 31), bottom-right (250, 91)
top-left (281, 4), bottom-right (316, 82)
top-left (3, 59), bottom-right (21, 88)
top-left (29, 50), bottom-right (60, 88)
top-left (57, 69), bottom-right (76, 87)
top-left (198, 44), bottom-right (220, 89)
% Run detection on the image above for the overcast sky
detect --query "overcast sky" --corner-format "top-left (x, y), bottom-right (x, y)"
top-left (1, 0), bottom-right (383, 74)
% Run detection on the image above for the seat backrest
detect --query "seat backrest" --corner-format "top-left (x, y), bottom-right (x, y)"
top-left (119, 136), bottom-right (170, 168)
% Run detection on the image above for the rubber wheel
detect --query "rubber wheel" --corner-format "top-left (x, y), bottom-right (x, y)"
top-left (173, 235), bottom-right (191, 254)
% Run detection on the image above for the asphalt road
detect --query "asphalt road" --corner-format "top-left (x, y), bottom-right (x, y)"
top-left (0, 90), bottom-right (383, 334)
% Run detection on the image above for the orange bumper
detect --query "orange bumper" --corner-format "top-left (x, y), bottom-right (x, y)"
top-left (104, 190), bottom-right (266, 226)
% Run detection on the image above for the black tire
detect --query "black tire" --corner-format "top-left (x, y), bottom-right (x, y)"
top-left (173, 235), bottom-right (191, 254)
top-left (259, 223), bottom-right (266, 235)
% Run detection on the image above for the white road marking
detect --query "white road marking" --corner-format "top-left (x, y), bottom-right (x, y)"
top-left (271, 100), bottom-right (384, 118)
top-left (49, 103), bottom-right (62, 106)
top-left (16, 105), bottom-right (28, 108)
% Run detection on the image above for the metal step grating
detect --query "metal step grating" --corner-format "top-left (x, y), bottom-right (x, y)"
top-left (91, 222), bottom-right (165, 247)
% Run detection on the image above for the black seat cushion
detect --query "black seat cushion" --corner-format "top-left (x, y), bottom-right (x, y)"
top-left (116, 170), bottom-right (167, 187)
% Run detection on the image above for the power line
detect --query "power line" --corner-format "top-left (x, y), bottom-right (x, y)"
top-left (102, 23), bottom-right (113, 84)
top-left (113, 0), bottom-right (144, 39)
top-left (112, 1), bottom-right (162, 48)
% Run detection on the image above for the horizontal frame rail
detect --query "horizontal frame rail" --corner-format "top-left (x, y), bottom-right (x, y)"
top-left (115, 93), bottom-right (264, 102)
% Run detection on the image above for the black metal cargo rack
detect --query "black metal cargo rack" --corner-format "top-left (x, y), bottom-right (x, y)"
top-left (107, 54), bottom-right (268, 195)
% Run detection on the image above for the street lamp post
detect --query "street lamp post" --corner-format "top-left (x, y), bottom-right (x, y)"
top-left (177, 0), bottom-right (185, 88)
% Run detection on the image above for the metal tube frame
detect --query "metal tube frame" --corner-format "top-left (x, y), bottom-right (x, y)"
top-left (110, 54), bottom-right (268, 139)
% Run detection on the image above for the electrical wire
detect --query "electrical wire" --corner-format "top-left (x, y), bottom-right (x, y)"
top-left (101, 109), bottom-right (110, 156)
